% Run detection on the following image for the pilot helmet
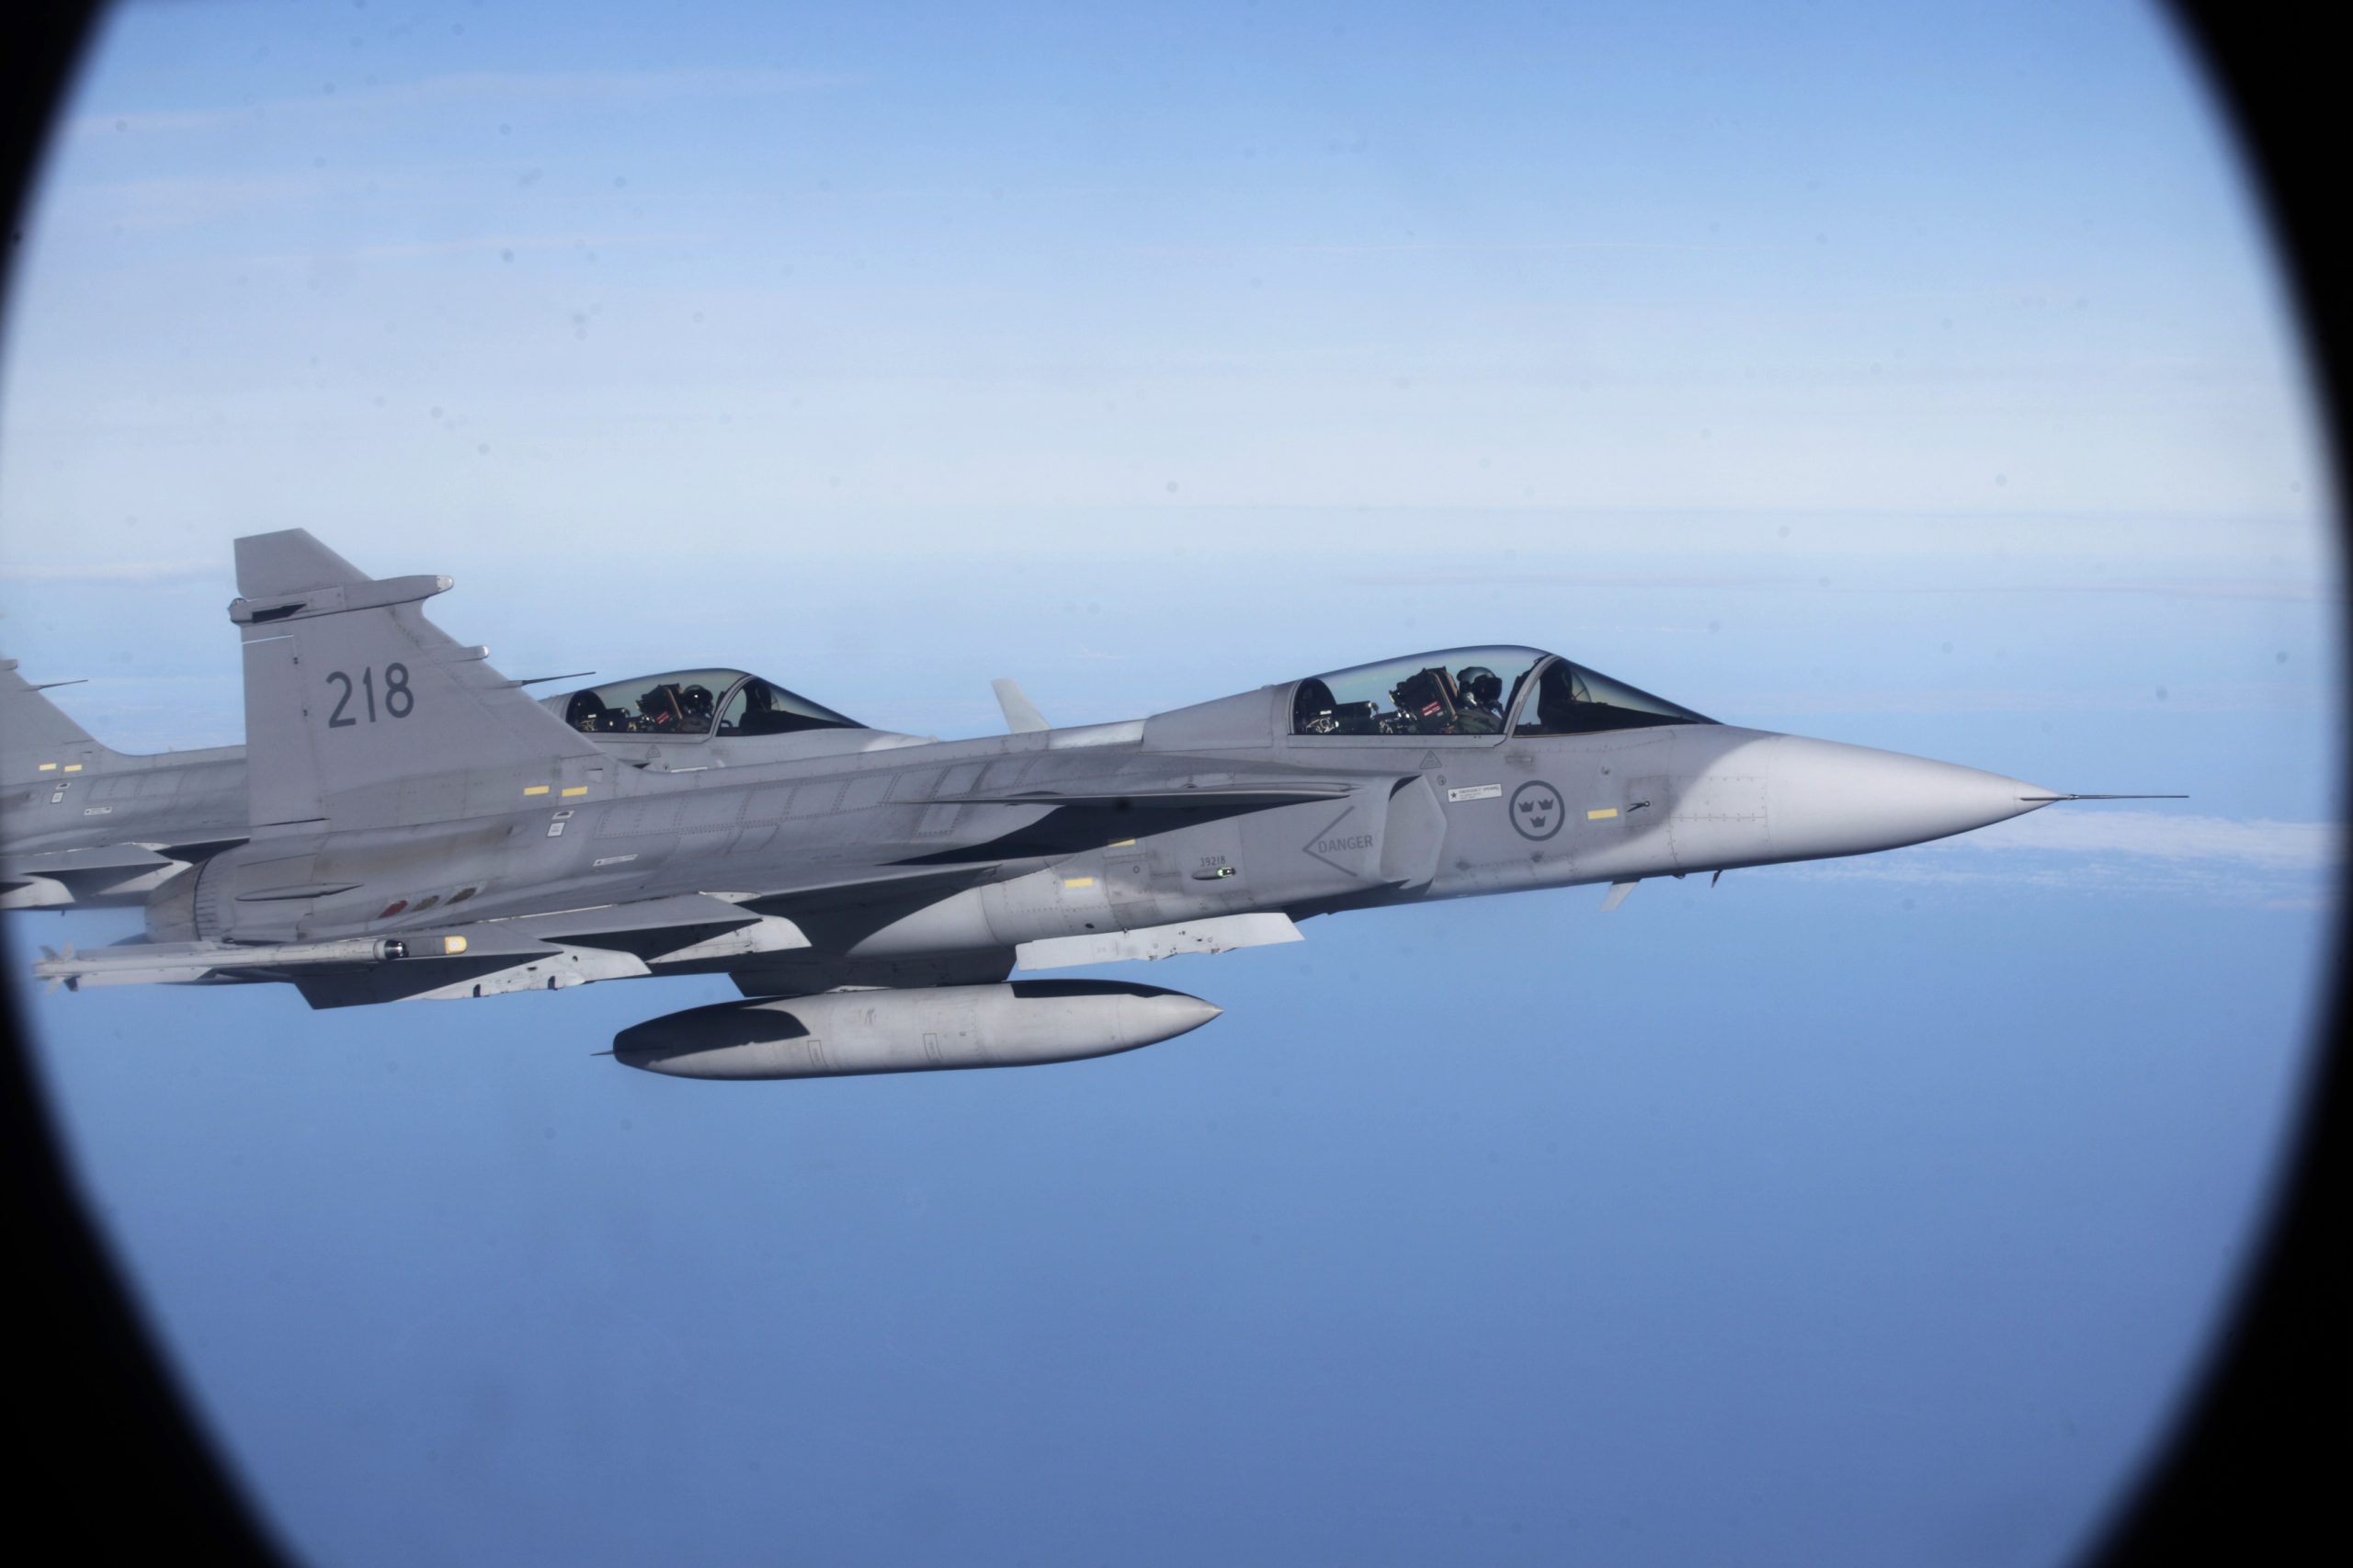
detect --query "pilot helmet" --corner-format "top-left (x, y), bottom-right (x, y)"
top-left (1458, 665), bottom-right (1503, 707)
top-left (636, 686), bottom-right (683, 727)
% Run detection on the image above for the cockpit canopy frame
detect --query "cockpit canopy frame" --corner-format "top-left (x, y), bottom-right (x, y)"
top-left (544, 669), bottom-right (862, 742)
top-left (1287, 646), bottom-right (1711, 742)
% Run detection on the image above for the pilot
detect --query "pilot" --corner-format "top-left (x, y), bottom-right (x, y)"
top-left (734, 678), bottom-right (780, 734)
top-left (676, 684), bottom-right (715, 731)
top-left (1453, 665), bottom-right (1506, 733)
top-left (564, 689), bottom-right (608, 733)
top-left (635, 685), bottom-right (685, 733)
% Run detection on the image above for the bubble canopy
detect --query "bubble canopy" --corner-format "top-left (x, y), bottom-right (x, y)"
top-left (1289, 647), bottom-right (1713, 739)
top-left (541, 670), bottom-right (862, 739)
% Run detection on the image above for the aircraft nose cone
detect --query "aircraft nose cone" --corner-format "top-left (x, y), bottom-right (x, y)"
top-left (1767, 735), bottom-right (2054, 862)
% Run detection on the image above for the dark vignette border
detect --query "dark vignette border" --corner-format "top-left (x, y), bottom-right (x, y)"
top-left (0, 4), bottom-right (2337, 1563)
top-left (0, 10), bottom-right (287, 1562)
top-left (2084, 5), bottom-right (2347, 1564)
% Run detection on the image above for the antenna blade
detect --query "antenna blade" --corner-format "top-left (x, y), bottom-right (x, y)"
top-left (992, 677), bottom-right (1050, 734)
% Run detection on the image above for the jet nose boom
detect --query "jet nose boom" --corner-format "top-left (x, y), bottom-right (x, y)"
top-left (1765, 734), bottom-right (2054, 863)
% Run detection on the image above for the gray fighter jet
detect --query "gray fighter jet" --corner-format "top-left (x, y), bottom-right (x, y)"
top-left (2, 659), bottom-right (246, 910)
top-left (29, 530), bottom-right (2174, 1080)
top-left (2, 655), bottom-right (926, 910)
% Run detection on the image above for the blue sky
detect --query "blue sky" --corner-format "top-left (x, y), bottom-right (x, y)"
top-left (1, 3), bottom-right (2341, 1565)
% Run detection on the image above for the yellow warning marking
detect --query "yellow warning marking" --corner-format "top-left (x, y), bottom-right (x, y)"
top-left (523, 785), bottom-right (551, 796)
top-left (561, 786), bottom-right (589, 797)
top-left (1586, 806), bottom-right (1618, 820)
top-left (63, 764), bottom-right (82, 773)
top-left (441, 935), bottom-right (470, 955)
top-left (1108, 838), bottom-right (1136, 847)
top-left (1063, 876), bottom-right (1097, 890)
top-left (38, 762), bottom-right (56, 772)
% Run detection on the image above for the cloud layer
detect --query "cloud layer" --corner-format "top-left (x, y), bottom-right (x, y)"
top-left (1787, 807), bottom-right (2341, 908)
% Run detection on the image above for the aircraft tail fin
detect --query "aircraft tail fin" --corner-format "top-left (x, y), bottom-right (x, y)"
top-left (1, 658), bottom-right (126, 784)
top-left (233, 529), bottom-right (604, 832)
